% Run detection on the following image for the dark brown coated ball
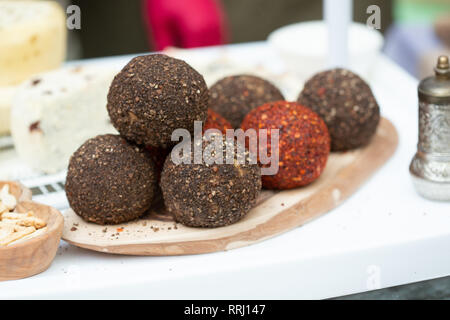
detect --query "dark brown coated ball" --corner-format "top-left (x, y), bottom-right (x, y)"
top-left (66, 134), bottom-right (156, 225)
top-left (107, 54), bottom-right (209, 148)
top-left (210, 75), bottom-right (284, 128)
top-left (160, 135), bottom-right (261, 228)
top-left (241, 101), bottom-right (330, 190)
top-left (297, 68), bottom-right (380, 151)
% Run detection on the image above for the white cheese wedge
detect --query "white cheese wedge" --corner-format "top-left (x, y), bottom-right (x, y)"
top-left (0, 1), bottom-right (67, 86)
top-left (11, 65), bottom-right (118, 174)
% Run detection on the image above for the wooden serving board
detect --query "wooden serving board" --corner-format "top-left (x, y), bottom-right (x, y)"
top-left (62, 117), bottom-right (398, 256)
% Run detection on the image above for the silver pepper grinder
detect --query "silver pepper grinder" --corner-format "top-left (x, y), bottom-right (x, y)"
top-left (410, 55), bottom-right (450, 200)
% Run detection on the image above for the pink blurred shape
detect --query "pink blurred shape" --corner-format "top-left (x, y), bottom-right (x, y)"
top-left (143, 0), bottom-right (229, 51)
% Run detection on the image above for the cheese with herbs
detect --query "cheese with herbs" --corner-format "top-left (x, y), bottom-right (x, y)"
top-left (11, 65), bottom-right (118, 173)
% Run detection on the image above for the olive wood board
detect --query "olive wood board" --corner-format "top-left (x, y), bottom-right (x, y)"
top-left (0, 182), bottom-right (64, 281)
top-left (62, 117), bottom-right (398, 256)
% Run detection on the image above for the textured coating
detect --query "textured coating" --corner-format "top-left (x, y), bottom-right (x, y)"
top-left (107, 54), bottom-right (209, 148)
top-left (242, 101), bottom-right (330, 189)
top-left (66, 134), bottom-right (156, 225)
top-left (161, 135), bottom-right (261, 228)
top-left (203, 109), bottom-right (232, 134)
top-left (298, 68), bottom-right (380, 151)
top-left (210, 75), bottom-right (284, 128)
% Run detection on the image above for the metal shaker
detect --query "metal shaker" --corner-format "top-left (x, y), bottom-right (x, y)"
top-left (410, 55), bottom-right (450, 201)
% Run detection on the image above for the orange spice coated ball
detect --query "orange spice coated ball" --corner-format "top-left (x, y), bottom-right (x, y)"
top-left (241, 101), bottom-right (330, 189)
top-left (203, 109), bottom-right (232, 134)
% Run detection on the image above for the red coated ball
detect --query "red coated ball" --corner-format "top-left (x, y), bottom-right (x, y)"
top-left (241, 101), bottom-right (330, 189)
top-left (203, 109), bottom-right (232, 134)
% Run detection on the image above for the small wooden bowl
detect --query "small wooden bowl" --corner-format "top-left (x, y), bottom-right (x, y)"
top-left (0, 181), bottom-right (32, 203)
top-left (0, 201), bottom-right (64, 281)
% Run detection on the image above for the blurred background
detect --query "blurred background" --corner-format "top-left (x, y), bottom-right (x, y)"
top-left (58, 0), bottom-right (450, 79)
top-left (68, 0), bottom-right (392, 56)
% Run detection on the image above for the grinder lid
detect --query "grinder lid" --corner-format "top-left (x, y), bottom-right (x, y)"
top-left (419, 55), bottom-right (450, 103)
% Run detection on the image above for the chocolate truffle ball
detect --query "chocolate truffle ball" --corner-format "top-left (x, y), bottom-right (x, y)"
top-left (66, 134), bottom-right (156, 225)
top-left (107, 54), bottom-right (209, 148)
top-left (147, 108), bottom-right (232, 208)
top-left (203, 109), bottom-right (232, 134)
top-left (161, 135), bottom-right (261, 228)
top-left (297, 68), bottom-right (380, 151)
top-left (210, 75), bottom-right (284, 128)
top-left (241, 101), bottom-right (330, 190)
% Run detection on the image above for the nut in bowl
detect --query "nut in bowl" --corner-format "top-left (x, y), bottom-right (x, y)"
top-left (0, 181), bottom-right (32, 204)
top-left (0, 182), bottom-right (63, 281)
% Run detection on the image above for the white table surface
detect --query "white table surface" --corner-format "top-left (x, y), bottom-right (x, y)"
top-left (2, 42), bottom-right (449, 300)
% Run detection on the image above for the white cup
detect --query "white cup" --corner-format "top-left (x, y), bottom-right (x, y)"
top-left (267, 21), bottom-right (384, 80)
